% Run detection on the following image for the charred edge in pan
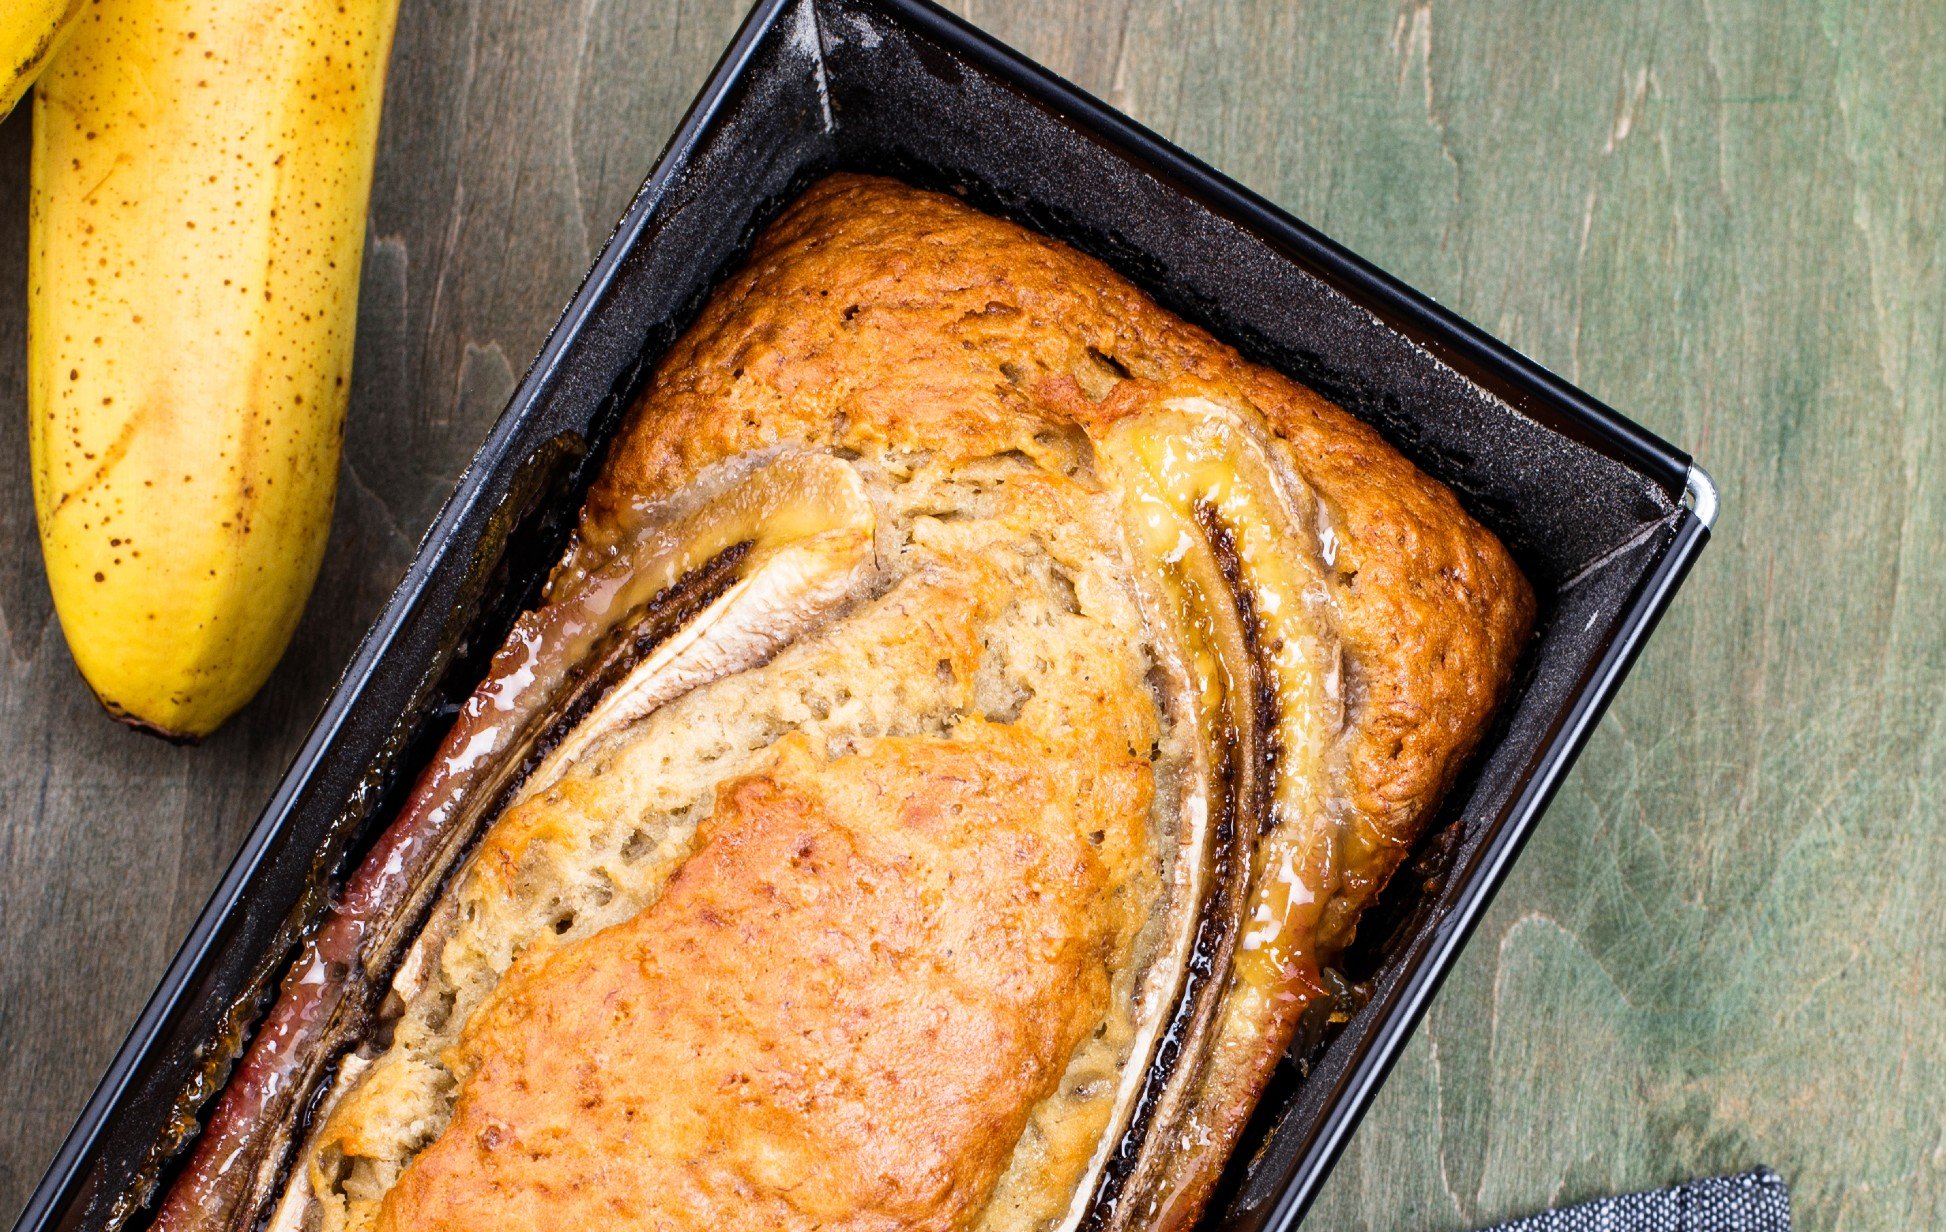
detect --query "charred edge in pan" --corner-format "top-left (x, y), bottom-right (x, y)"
top-left (1077, 501), bottom-right (1281, 1230)
top-left (162, 544), bottom-right (757, 1232)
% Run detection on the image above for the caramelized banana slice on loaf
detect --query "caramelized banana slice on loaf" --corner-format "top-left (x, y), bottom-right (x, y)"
top-left (1086, 396), bottom-right (1347, 1230)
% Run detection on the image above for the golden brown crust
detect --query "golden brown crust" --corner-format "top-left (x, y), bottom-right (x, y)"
top-left (376, 728), bottom-right (1142, 1232)
top-left (588, 172), bottom-right (1532, 905)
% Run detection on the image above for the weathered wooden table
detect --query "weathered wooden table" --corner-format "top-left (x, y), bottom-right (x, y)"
top-left (2, 2), bottom-right (1939, 1228)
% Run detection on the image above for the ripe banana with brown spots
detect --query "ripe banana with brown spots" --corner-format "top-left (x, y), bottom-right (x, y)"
top-left (29, 0), bottom-right (402, 739)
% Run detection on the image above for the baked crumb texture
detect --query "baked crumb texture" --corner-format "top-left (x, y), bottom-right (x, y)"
top-left (300, 175), bottom-right (1532, 1232)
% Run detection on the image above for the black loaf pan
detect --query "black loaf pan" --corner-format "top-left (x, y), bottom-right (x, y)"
top-left (12, 2), bottom-right (1718, 1229)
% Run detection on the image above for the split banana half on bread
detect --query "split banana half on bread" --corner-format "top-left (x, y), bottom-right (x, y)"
top-left (152, 176), bottom-right (1532, 1232)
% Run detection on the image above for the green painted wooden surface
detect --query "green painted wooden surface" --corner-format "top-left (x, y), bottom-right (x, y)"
top-left (0, 1), bottom-right (1939, 1228)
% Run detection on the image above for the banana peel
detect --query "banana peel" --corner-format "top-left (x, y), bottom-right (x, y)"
top-left (29, 0), bottom-right (402, 739)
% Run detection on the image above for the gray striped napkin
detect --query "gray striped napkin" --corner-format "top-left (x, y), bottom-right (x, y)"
top-left (1478, 1168), bottom-right (1790, 1232)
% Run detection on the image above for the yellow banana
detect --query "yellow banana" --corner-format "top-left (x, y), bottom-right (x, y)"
top-left (1, 0), bottom-right (84, 118)
top-left (30, 0), bottom-right (402, 740)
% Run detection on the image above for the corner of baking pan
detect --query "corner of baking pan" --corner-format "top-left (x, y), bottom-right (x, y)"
top-left (863, 0), bottom-right (1696, 503)
top-left (1683, 463), bottom-right (1719, 531)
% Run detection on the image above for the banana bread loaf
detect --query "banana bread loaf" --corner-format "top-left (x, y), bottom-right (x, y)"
top-left (158, 173), bottom-right (1533, 1232)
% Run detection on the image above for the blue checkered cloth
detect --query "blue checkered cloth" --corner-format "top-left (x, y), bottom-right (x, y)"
top-left (1478, 1169), bottom-right (1789, 1232)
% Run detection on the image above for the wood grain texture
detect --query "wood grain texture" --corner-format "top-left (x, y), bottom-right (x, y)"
top-left (0, 1), bottom-right (1938, 1229)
